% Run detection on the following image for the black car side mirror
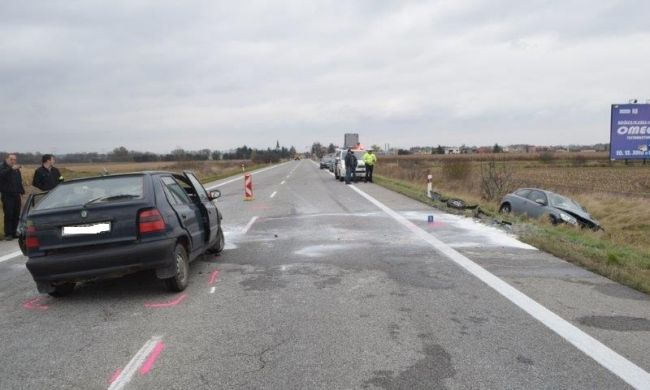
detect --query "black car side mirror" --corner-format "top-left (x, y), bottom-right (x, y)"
top-left (209, 190), bottom-right (221, 200)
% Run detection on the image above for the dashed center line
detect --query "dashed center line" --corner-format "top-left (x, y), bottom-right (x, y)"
top-left (270, 191), bottom-right (277, 198)
top-left (242, 216), bottom-right (259, 234)
top-left (281, 180), bottom-right (286, 185)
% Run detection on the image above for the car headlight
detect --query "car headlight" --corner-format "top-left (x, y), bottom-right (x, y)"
top-left (559, 212), bottom-right (577, 225)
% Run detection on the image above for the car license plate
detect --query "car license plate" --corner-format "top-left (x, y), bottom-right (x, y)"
top-left (62, 222), bottom-right (111, 236)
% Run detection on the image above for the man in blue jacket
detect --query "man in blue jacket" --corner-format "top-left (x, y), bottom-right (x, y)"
top-left (0, 154), bottom-right (25, 240)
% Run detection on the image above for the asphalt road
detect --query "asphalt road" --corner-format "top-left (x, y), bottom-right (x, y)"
top-left (1, 160), bottom-right (649, 389)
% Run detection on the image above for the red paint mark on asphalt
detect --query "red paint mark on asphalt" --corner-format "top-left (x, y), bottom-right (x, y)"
top-left (427, 221), bottom-right (446, 228)
top-left (22, 296), bottom-right (49, 310)
top-left (108, 368), bottom-right (122, 384)
top-left (208, 270), bottom-right (220, 285)
top-left (138, 341), bottom-right (165, 375)
top-left (144, 293), bottom-right (187, 308)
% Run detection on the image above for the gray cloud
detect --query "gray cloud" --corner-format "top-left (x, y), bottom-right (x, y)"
top-left (1, 0), bottom-right (649, 153)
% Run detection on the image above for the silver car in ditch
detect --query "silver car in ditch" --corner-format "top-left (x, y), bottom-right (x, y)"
top-left (499, 188), bottom-right (601, 230)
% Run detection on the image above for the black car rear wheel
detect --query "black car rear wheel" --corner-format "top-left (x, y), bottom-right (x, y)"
top-left (164, 244), bottom-right (189, 292)
top-left (499, 203), bottom-right (511, 214)
top-left (48, 282), bottom-right (76, 297)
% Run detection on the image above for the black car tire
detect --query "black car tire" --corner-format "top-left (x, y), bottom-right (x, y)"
top-left (499, 203), bottom-right (511, 214)
top-left (48, 282), bottom-right (76, 297)
top-left (549, 215), bottom-right (559, 225)
top-left (211, 227), bottom-right (225, 254)
top-left (164, 244), bottom-right (189, 292)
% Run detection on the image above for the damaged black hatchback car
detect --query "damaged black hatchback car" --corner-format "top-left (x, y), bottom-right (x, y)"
top-left (19, 171), bottom-right (225, 296)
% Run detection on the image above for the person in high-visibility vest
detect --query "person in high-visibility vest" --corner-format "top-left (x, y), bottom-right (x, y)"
top-left (362, 150), bottom-right (377, 183)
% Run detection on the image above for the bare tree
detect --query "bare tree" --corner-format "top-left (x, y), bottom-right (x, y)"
top-left (480, 158), bottom-right (515, 201)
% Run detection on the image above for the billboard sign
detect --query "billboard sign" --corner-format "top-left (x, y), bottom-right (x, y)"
top-left (610, 104), bottom-right (650, 160)
top-left (344, 133), bottom-right (359, 149)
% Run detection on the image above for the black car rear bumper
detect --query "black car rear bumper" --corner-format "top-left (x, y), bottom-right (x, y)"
top-left (26, 238), bottom-right (176, 283)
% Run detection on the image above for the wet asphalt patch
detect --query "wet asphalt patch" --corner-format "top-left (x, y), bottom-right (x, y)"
top-left (577, 315), bottom-right (650, 332)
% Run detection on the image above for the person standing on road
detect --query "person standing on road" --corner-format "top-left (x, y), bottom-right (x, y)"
top-left (0, 154), bottom-right (25, 240)
top-left (344, 149), bottom-right (357, 185)
top-left (362, 150), bottom-right (377, 183)
top-left (32, 154), bottom-right (64, 192)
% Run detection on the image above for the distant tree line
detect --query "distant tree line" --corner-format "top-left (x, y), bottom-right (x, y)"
top-left (1, 143), bottom-right (298, 164)
top-left (222, 145), bottom-right (297, 163)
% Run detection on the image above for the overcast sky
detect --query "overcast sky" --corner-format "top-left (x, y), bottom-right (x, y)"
top-left (1, 0), bottom-right (649, 153)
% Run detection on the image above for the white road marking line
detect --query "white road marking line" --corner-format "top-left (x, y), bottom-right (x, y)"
top-left (0, 251), bottom-right (22, 263)
top-left (348, 184), bottom-right (650, 390)
top-left (270, 191), bottom-right (277, 198)
top-left (210, 286), bottom-right (216, 294)
top-left (108, 336), bottom-right (163, 390)
top-left (206, 162), bottom-right (289, 190)
top-left (281, 180), bottom-right (286, 185)
top-left (242, 216), bottom-right (259, 235)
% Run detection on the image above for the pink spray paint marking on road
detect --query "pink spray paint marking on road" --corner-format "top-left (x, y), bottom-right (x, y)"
top-left (108, 368), bottom-right (122, 385)
top-left (138, 341), bottom-right (165, 375)
top-left (251, 204), bottom-right (271, 211)
top-left (144, 293), bottom-right (187, 308)
top-left (208, 270), bottom-right (220, 285)
top-left (22, 296), bottom-right (49, 310)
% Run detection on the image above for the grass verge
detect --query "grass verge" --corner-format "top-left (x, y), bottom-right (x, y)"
top-left (374, 174), bottom-right (650, 295)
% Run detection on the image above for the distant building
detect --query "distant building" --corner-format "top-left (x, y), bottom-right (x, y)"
top-left (444, 147), bottom-right (460, 154)
top-left (506, 144), bottom-right (537, 153)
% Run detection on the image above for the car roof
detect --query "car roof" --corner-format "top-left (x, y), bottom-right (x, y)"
top-left (515, 188), bottom-right (557, 196)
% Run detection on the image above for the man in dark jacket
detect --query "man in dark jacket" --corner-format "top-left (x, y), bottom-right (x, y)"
top-left (0, 154), bottom-right (25, 240)
top-left (344, 149), bottom-right (357, 185)
top-left (33, 154), bottom-right (64, 192)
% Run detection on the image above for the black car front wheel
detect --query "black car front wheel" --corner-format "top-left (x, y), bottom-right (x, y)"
top-left (210, 227), bottom-right (225, 254)
top-left (499, 203), bottom-right (511, 214)
top-left (164, 244), bottom-right (189, 292)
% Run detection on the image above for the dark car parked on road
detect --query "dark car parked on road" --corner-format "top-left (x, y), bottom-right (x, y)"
top-left (19, 171), bottom-right (225, 296)
top-left (319, 156), bottom-right (331, 169)
top-left (499, 188), bottom-right (601, 230)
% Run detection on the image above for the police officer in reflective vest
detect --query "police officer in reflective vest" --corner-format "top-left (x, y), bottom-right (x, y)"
top-left (33, 154), bottom-right (64, 192)
top-left (362, 150), bottom-right (377, 183)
